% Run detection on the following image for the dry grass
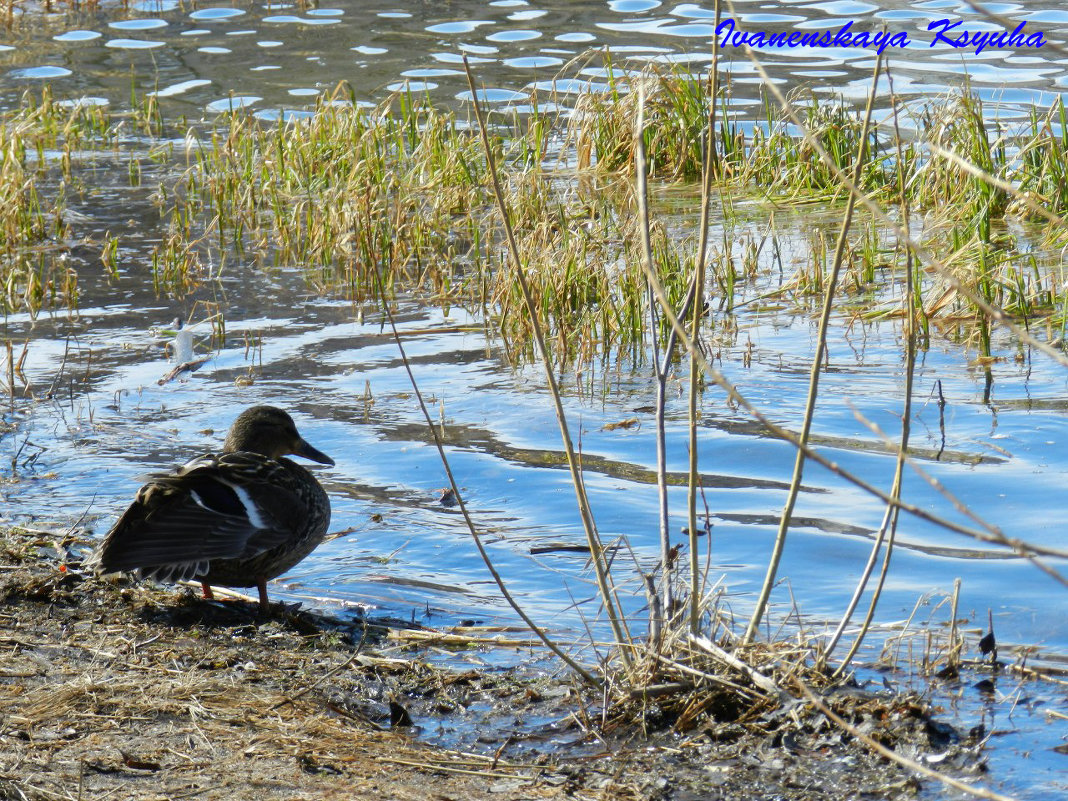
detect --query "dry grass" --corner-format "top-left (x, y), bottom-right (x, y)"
top-left (0, 533), bottom-right (602, 800)
top-left (0, 529), bottom-right (1001, 801)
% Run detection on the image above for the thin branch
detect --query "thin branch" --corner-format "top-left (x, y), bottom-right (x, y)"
top-left (633, 84), bottom-right (674, 635)
top-left (463, 57), bottom-right (632, 664)
top-left (688, 0), bottom-right (722, 635)
top-left (374, 280), bottom-right (600, 685)
top-left (828, 72), bottom-right (916, 671)
top-left (743, 47), bottom-right (884, 644)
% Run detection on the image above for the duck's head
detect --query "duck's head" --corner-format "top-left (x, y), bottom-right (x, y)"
top-left (223, 405), bottom-right (335, 466)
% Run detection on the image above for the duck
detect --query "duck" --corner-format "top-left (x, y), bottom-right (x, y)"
top-left (88, 405), bottom-right (334, 612)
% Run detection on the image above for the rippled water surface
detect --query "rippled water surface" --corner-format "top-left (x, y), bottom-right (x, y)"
top-left (3, 0), bottom-right (1068, 115)
top-left (3, 1), bottom-right (1068, 797)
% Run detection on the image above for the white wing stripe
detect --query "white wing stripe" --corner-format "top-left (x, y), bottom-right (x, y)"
top-left (220, 480), bottom-right (268, 529)
top-left (188, 483), bottom-right (268, 530)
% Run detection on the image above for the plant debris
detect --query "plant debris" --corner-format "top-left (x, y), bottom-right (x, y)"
top-left (0, 530), bottom-right (999, 800)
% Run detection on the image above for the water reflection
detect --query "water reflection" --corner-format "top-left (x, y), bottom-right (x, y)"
top-left (188, 8), bottom-right (246, 20)
top-left (1, 0), bottom-right (1064, 117)
top-left (53, 30), bottom-right (104, 42)
top-left (108, 19), bottom-right (170, 30)
top-left (203, 94), bottom-right (261, 112)
top-left (9, 65), bottom-right (74, 78)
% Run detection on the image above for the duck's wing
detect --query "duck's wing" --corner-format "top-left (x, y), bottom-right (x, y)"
top-left (92, 452), bottom-right (310, 580)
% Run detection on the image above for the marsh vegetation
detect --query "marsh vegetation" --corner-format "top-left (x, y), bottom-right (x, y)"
top-left (3, 49), bottom-right (1068, 800)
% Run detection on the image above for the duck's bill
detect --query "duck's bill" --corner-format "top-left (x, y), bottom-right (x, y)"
top-left (295, 438), bottom-right (335, 467)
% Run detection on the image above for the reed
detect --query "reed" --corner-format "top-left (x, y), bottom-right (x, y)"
top-left (0, 89), bottom-right (105, 313)
top-left (465, 57), bottom-right (632, 667)
top-left (827, 74), bottom-right (919, 674)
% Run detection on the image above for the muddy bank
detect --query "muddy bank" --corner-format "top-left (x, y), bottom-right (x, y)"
top-left (0, 529), bottom-right (987, 801)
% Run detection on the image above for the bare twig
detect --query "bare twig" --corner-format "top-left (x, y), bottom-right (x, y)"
top-left (744, 47), bottom-right (883, 644)
top-left (364, 187), bottom-right (599, 684)
top-left (463, 57), bottom-right (631, 665)
top-left (687, 0), bottom-right (722, 635)
top-left (687, 634), bottom-right (785, 699)
top-left (633, 84), bottom-right (675, 635)
top-left (828, 71), bottom-right (917, 672)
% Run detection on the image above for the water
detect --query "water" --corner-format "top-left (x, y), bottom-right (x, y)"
top-left (2, 0), bottom-right (1068, 117)
top-left (2, 1), bottom-right (1068, 797)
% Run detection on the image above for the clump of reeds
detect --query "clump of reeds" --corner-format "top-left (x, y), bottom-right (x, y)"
top-left (6, 54), bottom-right (1068, 340)
top-left (568, 61), bottom-right (710, 180)
top-left (559, 58), bottom-right (1068, 231)
top-left (908, 91), bottom-right (1008, 240)
top-left (1, 90), bottom-right (77, 313)
top-left (80, 57), bottom-right (1059, 364)
top-left (0, 85), bottom-right (153, 314)
top-left (166, 91), bottom-right (495, 300)
top-left (1013, 96), bottom-right (1068, 230)
top-left (161, 86), bottom-right (695, 361)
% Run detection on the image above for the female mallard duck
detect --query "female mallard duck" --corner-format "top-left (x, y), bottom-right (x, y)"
top-left (89, 405), bottom-right (334, 612)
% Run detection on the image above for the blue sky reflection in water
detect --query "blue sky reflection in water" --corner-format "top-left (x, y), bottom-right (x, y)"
top-left (2, 1), bottom-right (1068, 797)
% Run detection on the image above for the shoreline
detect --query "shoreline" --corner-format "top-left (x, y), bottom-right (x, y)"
top-left (0, 528), bottom-right (990, 801)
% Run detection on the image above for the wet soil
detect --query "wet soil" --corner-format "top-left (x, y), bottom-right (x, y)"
top-left (0, 529), bottom-right (987, 801)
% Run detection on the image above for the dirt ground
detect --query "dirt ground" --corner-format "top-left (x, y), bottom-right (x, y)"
top-left (0, 530), bottom-right (988, 801)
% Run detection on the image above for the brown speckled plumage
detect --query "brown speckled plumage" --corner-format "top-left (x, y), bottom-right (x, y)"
top-left (90, 406), bottom-right (333, 611)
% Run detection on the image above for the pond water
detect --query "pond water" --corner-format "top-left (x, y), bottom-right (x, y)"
top-left (2, 1), bottom-right (1068, 797)
top-left (2, 0), bottom-right (1067, 117)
